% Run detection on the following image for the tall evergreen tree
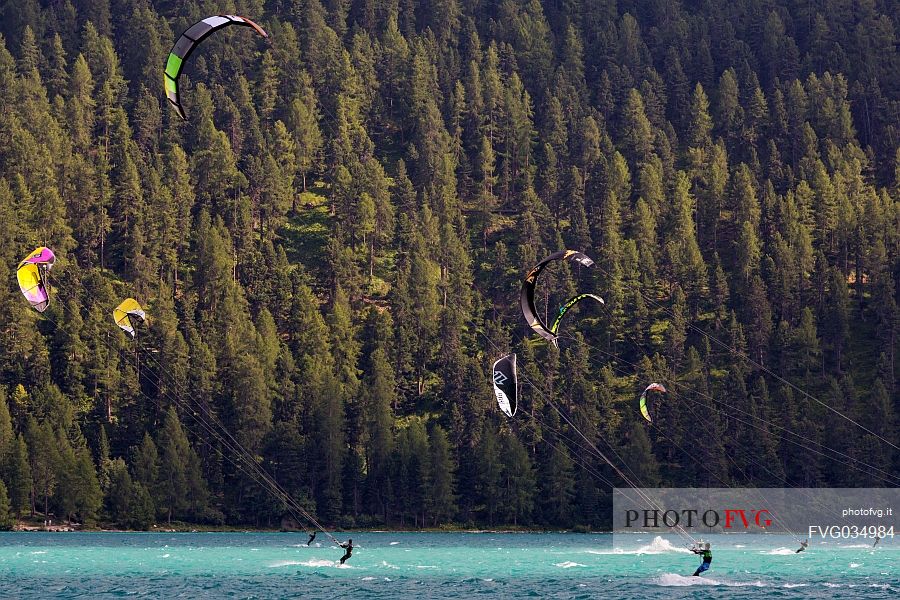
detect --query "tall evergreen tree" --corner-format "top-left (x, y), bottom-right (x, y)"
top-left (428, 425), bottom-right (456, 525)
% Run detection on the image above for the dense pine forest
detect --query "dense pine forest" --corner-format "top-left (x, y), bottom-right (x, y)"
top-left (0, 0), bottom-right (897, 531)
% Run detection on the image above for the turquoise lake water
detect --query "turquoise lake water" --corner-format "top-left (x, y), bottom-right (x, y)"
top-left (0, 531), bottom-right (896, 598)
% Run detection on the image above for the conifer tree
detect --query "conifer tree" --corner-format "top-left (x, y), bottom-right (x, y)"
top-left (155, 409), bottom-right (188, 523)
top-left (537, 435), bottom-right (575, 527)
top-left (428, 425), bottom-right (456, 525)
top-left (621, 89), bottom-right (654, 167)
top-left (0, 389), bottom-right (12, 454)
top-left (667, 172), bottom-right (708, 310)
top-left (0, 480), bottom-right (11, 530)
top-left (688, 83), bottom-right (714, 151)
top-left (476, 423), bottom-right (502, 525)
top-left (624, 422), bottom-right (661, 486)
top-left (361, 333), bottom-right (395, 501)
top-left (286, 75), bottom-right (323, 194)
top-left (500, 431), bottom-right (535, 526)
top-left (823, 268), bottom-right (850, 370)
top-left (106, 458), bottom-right (133, 526)
top-left (26, 418), bottom-right (58, 519)
top-left (72, 445), bottom-right (102, 525)
top-left (4, 435), bottom-right (30, 517)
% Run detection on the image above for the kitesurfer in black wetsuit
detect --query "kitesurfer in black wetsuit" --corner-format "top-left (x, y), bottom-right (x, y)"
top-left (306, 531), bottom-right (317, 546)
top-left (796, 539), bottom-right (808, 553)
top-left (339, 539), bottom-right (353, 564)
top-left (692, 542), bottom-right (712, 576)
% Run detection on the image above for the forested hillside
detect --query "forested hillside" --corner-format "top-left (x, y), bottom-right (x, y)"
top-left (0, 0), bottom-right (897, 530)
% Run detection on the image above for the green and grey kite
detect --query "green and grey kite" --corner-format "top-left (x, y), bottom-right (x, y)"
top-left (164, 15), bottom-right (268, 119)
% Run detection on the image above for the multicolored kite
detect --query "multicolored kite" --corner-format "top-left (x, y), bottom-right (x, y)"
top-left (113, 298), bottom-right (147, 338)
top-left (164, 15), bottom-right (268, 119)
top-left (16, 247), bottom-right (55, 313)
top-left (520, 250), bottom-right (604, 346)
top-left (639, 383), bottom-right (667, 423)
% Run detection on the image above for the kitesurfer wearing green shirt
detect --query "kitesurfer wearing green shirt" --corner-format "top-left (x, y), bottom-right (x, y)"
top-left (692, 542), bottom-right (712, 576)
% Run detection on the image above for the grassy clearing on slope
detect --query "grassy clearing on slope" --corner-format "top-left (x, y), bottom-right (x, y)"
top-left (279, 187), bottom-right (331, 281)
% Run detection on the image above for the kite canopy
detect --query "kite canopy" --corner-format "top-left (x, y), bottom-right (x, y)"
top-left (113, 298), bottom-right (147, 338)
top-left (550, 293), bottom-right (605, 337)
top-left (520, 250), bottom-right (603, 346)
top-left (164, 15), bottom-right (268, 119)
top-left (16, 247), bottom-right (55, 313)
top-left (639, 383), bottom-right (667, 423)
top-left (492, 353), bottom-right (518, 417)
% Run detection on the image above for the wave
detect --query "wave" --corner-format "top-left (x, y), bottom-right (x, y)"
top-left (823, 583), bottom-right (896, 589)
top-left (554, 561), bottom-right (586, 568)
top-left (268, 559), bottom-right (351, 569)
top-left (653, 573), bottom-right (767, 587)
top-left (269, 560), bottom-right (306, 568)
top-left (586, 536), bottom-right (691, 555)
top-left (761, 547), bottom-right (796, 555)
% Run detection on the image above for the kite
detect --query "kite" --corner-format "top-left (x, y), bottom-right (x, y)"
top-left (113, 298), bottom-right (147, 338)
top-left (492, 353), bottom-right (518, 417)
top-left (550, 293), bottom-right (606, 337)
top-left (16, 247), bottom-right (55, 313)
top-left (164, 15), bottom-right (268, 119)
top-left (520, 250), bottom-right (603, 346)
top-left (639, 383), bottom-right (667, 423)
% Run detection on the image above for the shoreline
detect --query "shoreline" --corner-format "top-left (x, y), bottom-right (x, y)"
top-left (10, 522), bottom-right (611, 535)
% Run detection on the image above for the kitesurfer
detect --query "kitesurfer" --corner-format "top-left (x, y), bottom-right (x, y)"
top-left (874, 535), bottom-right (881, 548)
top-left (306, 531), bottom-right (317, 546)
top-left (339, 539), bottom-right (353, 564)
top-left (795, 539), bottom-right (808, 553)
top-left (691, 542), bottom-right (712, 576)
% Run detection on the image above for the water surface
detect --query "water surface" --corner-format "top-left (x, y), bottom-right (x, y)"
top-left (0, 531), bottom-right (895, 598)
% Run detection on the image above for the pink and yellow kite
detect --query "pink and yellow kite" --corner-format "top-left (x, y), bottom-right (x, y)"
top-left (16, 247), bottom-right (55, 313)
